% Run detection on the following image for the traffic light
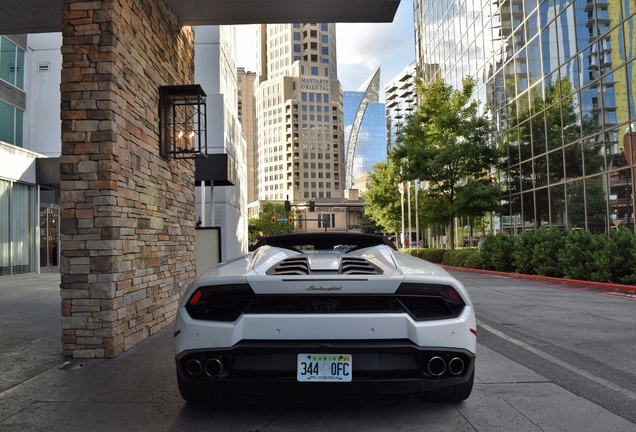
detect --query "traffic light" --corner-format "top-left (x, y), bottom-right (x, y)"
top-left (271, 215), bottom-right (276, 224)
top-left (284, 200), bottom-right (291, 212)
top-left (309, 200), bottom-right (315, 212)
top-left (288, 215), bottom-right (294, 224)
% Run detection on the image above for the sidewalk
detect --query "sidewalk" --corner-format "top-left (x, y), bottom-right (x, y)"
top-left (0, 273), bottom-right (64, 393)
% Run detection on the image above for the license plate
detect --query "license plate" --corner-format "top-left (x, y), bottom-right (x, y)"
top-left (297, 354), bottom-right (352, 382)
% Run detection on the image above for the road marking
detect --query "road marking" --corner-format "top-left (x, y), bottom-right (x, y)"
top-left (477, 319), bottom-right (636, 401)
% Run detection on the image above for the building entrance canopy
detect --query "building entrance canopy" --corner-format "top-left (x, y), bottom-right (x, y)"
top-left (0, 0), bottom-right (400, 34)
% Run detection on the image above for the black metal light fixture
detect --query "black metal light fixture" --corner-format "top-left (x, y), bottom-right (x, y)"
top-left (159, 85), bottom-right (208, 159)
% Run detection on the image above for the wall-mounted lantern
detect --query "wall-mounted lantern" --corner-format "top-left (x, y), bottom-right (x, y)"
top-left (159, 84), bottom-right (208, 159)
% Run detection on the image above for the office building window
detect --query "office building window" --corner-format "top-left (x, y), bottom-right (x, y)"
top-left (0, 37), bottom-right (25, 90)
top-left (0, 100), bottom-right (24, 147)
top-left (0, 180), bottom-right (37, 275)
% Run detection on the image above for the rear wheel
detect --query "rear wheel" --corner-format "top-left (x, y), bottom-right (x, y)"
top-left (420, 370), bottom-right (474, 403)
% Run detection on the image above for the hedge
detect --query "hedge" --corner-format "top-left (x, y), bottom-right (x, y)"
top-left (407, 227), bottom-right (636, 285)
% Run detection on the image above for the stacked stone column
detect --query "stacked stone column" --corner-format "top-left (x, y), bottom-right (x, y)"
top-left (60, 0), bottom-right (196, 358)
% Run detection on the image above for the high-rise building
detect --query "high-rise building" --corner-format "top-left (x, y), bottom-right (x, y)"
top-left (414, 0), bottom-right (636, 236)
top-left (343, 68), bottom-right (387, 190)
top-left (254, 23), bottom-right (344, 204)
top-left (194, 26), bottom-right (249, 261)
top-left (385, 62), bottom-right (417, 152)
top-left (237, 67), bottom-right (257, 204)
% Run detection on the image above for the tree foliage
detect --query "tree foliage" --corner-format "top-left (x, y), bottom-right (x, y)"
top-left (248, 202), bottom-right (294, 243)
top-left (390, 77), bottom-right (499, 248)
top-left (362, 159), bottom-right (403, 234)
top-left (357, 213), bottom-right (383, 234)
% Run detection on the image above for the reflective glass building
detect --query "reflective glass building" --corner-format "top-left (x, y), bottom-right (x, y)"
top-left (344, 68), bottom-right (387, 188)
top-left (415, 0), bottom-right (636, 234)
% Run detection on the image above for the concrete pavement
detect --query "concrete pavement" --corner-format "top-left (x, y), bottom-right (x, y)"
top-left (1, 273), bottom-right (635, 431)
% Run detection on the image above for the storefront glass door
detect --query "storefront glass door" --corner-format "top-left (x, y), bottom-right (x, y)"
top-left (39, 206), bottom-right (59, 271)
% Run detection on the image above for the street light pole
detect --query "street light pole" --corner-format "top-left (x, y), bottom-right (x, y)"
top-left (415, 180), bottom-right (419, 248)
top-left (399, 180), bottom-right (405, 249)
top-left (407, 180), bottom-right (412, 253)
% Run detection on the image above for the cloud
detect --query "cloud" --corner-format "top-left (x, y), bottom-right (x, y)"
top-left (336, 21), bottom-right (410, 66)
top-left (335, 2), bottom-right (415, 92)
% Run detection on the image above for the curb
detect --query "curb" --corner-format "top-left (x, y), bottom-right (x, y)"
top-left (441, 265), bottom-right (636, 295)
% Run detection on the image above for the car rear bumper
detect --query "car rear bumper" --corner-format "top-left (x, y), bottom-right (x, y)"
top-left (175, 340), bottom-right (475, 395)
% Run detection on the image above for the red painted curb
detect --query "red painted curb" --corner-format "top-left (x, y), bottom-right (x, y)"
top-left (440, 265), bottom-right (636, 295)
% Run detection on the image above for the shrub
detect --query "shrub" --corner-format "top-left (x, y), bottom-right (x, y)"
top-left (443, 249), bottom-right (479, 267)
top-left (480, 234), bottom-right (517, 272)
top-left (513, 228), bottom-right (566, 277)
top-left (559, 229), bottom-right (599, 281)
top-left (512, 230), bottom-right (537, 275)
top-left (535, 229), bottom-right (567, 277)
top-left (418, 248), bottom-right (446, 264)
top-left (463, 251), bottom-right (484, 269)
top-left (607, 228), bottom-right (636, 284)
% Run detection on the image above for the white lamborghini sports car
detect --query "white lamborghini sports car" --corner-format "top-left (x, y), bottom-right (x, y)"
top-left (174, 233), bottom-right (476, 403)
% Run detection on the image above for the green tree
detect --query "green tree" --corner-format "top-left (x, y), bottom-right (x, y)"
top-left (362, 159), bottom-right (403, 235)
top-left (248, 202), bottom-right (294, 243)
top-left (391, 77), bottom-right (498, 248)
top-left (357, 213), bottom-right (383, 234)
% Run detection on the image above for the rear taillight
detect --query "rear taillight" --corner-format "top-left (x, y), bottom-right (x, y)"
top-left (395, 283), bottom-right (465, 304)
top-left (395, 283), bottom-right (466, 320)
top-left (185, 284), bottom-right (254, 322)
top-left (188, 290), bottom-right (203, 305)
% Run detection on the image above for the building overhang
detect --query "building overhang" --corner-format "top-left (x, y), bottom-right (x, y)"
top-left (0, 0), bottom-right (400, 34)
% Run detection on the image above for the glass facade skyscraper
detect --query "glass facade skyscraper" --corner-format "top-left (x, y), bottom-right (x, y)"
top-left (344, 68), bottom-right (387, 188)
top-left (415, 0), bottom-right (636, 234)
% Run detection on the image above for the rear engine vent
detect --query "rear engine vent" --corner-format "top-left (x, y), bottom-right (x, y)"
top-left (266, 256), bottom-right (310, 275)
top-left (266, 255), bottom-right (383, 275)
top-left (339, 256), bottom-right (383, 275)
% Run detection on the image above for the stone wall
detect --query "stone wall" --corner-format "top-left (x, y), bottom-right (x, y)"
top-left (60, 0), bottom-right (196, 358)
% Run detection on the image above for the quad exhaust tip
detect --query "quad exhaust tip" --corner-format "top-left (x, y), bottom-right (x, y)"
top-left (448, 357), bottom-right (465, 375)
top-left (204, 358), bottom-right (224, 377)
top-left (427, 356), bottom-right (446, 377)
top-left (186, 357), bottom-right (224, 377)
top-left (425, 355), bottom-right (465, 377)
top-left (186, 359), bottom-right (203, 376)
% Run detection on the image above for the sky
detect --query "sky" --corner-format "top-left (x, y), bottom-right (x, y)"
top-left (235, 0), bottom-right (416, 101)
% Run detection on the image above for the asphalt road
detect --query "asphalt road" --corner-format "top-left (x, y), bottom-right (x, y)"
top-left (449, 269), bottom-right (636, 425)
top-left (1, 271), bottom-right (636, 431)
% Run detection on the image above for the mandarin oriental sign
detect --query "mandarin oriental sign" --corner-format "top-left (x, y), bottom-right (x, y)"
top-left (301, 76), bottom-right (330, 91)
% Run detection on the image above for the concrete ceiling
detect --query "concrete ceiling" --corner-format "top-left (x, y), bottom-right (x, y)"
top-left (0, 0), bottom-right (400, 34)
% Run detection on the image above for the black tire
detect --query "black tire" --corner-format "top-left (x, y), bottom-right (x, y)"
top-left (420, 370), bottom-right (474, 403)
top-left (177, 373), bottom-right (228, 407)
